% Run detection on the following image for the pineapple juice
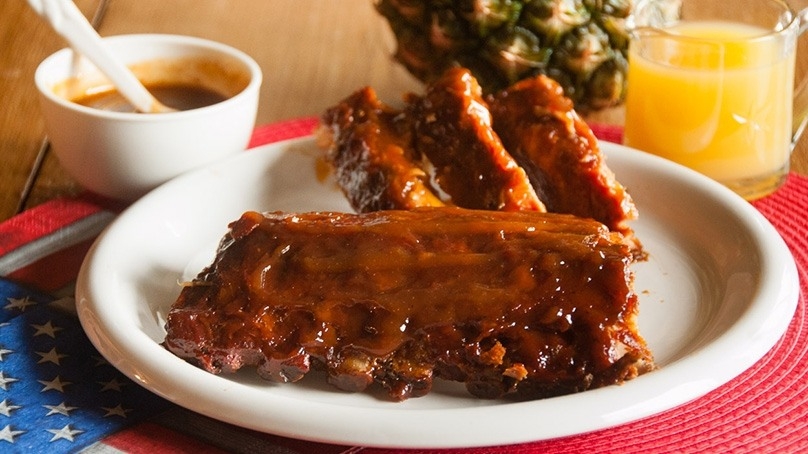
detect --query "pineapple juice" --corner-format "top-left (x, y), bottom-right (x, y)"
top-left (624, 21), bottom-right (795, 199)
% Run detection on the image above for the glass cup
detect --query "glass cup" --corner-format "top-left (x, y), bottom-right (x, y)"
top-left (623, 0), bottom-right (808, 200)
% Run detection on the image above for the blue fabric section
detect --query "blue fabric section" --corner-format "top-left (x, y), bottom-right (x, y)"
top-left (0, 278), bottom-right (171, 452)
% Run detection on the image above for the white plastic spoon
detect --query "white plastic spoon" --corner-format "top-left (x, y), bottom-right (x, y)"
top-left (27, 0), bottom-right (175, 113)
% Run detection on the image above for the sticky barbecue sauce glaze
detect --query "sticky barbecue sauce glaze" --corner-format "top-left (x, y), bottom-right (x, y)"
top-left (164, 208), bottom-right (655, 401)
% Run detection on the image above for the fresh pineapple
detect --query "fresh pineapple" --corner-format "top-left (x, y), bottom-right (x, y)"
top-left (376, 0), bottom-right (633, 111)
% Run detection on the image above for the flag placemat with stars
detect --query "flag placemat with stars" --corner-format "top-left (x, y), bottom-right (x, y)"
top-left (0, 278), bottom-right (172, 452)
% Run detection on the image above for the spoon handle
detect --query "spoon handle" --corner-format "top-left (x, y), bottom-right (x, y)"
top-left (27, 0), bottom-right (172, 113)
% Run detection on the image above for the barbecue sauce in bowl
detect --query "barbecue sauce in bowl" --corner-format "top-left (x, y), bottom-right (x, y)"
top-left (57, 57), bottom-right (250, 113)
top-left (73, 83), bottom-right (229, 112)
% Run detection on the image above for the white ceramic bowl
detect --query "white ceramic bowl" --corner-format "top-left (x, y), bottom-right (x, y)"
top-left (35, 34), bottom-right (262, 201)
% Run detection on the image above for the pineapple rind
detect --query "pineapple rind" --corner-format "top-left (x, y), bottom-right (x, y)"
top-left (376, 0), bottom-right (633, 111)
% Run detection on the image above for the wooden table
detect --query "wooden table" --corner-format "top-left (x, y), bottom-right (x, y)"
top-left (2, 0), bottom-right (807, 222)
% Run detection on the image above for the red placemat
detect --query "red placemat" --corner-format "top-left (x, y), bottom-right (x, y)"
top-left (1, 118), bottom-right (805, 453)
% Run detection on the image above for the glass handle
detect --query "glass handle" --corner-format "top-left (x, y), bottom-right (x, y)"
top-left (795, 80), bottom-right (808, 151)
top-left (792, 7), bottom-right (808, 150)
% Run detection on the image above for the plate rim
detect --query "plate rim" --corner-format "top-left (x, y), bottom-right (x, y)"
top-left (75, 137), bottom-right (800, 449)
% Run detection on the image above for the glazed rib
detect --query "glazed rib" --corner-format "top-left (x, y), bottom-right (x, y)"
top-left (406, 68), bottom-right (545, 211)
top-left (164, 208), bottom-right (654, 401)
top-left (487, 75), bottom-right (638, 238)
top-left (317, 86), bottom-right (444, 212)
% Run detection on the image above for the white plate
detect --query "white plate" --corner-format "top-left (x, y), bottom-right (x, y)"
top-left (76, 137), bottom-right (799, 449)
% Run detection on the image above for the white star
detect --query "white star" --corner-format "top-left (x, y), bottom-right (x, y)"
top-left (44, 402), bottom-right (78, 417)
top-left (0, 400), bottom-right (21, 417)
top-left (0, 347), bottom-right (13, 361)
top-left (4, 296), bottom-right (37, 312)
top-left (36, 348), bottom-right (67, 366)
top-left (0, 372), bottom-right (19, 391)
top-left (102, 404), bottom-right (131, 418)
top-left (98, 377), bottom-right (125, 392)
top-left (0, 424), bottom-right (25, 443)
top-left (38, 376), bottom-right (71, 393)
top-left (46, 424), bottom-right (83, 442)
top-left (31, 320), bottom-right (63, 338)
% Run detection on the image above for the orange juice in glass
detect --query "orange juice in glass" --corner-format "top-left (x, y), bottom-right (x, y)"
top-left (623, 0), bottom-right (808, 200)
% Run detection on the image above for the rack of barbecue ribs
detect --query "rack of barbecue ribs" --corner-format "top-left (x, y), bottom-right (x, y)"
top-left (317, 67), bottom-right (640, 250)
top-left (163, 208), bottom-right (654, 401)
